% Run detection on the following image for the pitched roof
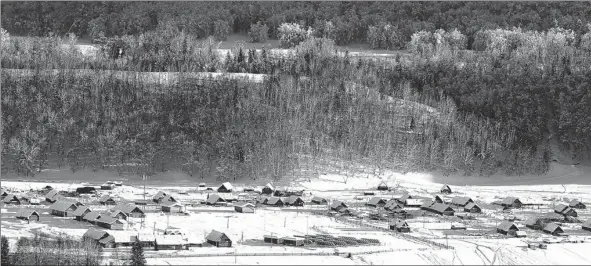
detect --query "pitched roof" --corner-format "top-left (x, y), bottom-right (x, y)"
top-left (72, 206), bottom-right (91, 217)
top-left (83, 228), bottom-right (110, 240)
top-left (583, 220), bottom-right (591, 228)
top-left (219, 182), bottom-right (233, 190)
top-left (451, 196), bottom-right (473, 206)
top-left (153, 191), bottom-right (167, 200)
top-left (394, 219), bottom-right (408, 227)
top-left (267, 197), bottom-right (284, 205)
top-left (525, 217), bottom-right (541, 226)
top-left (99, 235), bottom-right (115, 245)
top-left (207, 194), bottom-right (225, 204)
top-left (3, 194), bottom-right (19, 203)
top-left (367, 197), bottom-right (385, 206)
top-left (99, 195), bottom-right (115, 203)
top-left (161, 201), bottom-right (183, 207)
top-left (161, 195), bottom-right (177, 203)
top-left (398, 193), bottom-right (412, 202)
top-left (0, 189), bottom-right (7, 196)
top-left (543, 223), bottom-right (563, 233)
top-left (16, 208), bottom-right (39, 218)
top-left (235, 202), bottom-right (255, 208)
top-left (45, 190), bottom-right (60, 200)
top-left (385, 200), bottom-right (403, 210)
top-left (118, 203), bottom-right (143, 214)
top-left (330, 200), bottom-right (347, 209)
top-left (206, 230), bottom-right (231, 242)
top-left (50, 200), bottom-right (77, 212)
top-left (405, 199), bottom-right (423, 206)
top-left (287, 196), bottom-right (303, 205)
top-left (421, 199), bottom-right (435, 208)
top-left (464, 202), bottom-right (480, 210)
top-left (430, 203), bottom-right (453, 213)
top-left (83, 211), bottom-right (102, 221)
top-left (265, 183), bottom-right (275, 191)
top-left (156, 235), bottom-right (188, 245)
top-left (109, 209), bottom-right (128, 218)
top-left (441, 184), bottom-right (451, 190)
top-left (497, 221), bottom-right (518, 231)
top-left (311, 196), bottom-right (327, 202)
top-left (502, 197), bottom-right (521, 205)
top-left (569, 199), bottom-right (585, 207)
top-left (96, 215), bottom-right (124, 225)
top-left (554, 203), bottom-right (569, 213)
top-left (377, 181), bottom-right (388, 188)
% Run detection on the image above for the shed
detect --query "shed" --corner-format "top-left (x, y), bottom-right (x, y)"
top-left (366, 197), bottom-right (386, 208)
top-left (543, 223), bottom-right (564, 236)
top-left (234, 203), bottom-right (255, 213)
top-left (83, 211), bottom-right (102, 223)
top-left (330, 200), bottom-right (348, 212)
top-left (282, 237), bottom-right (305, 246)
top-left (525, 217), bottom-right (543, 230)
top-left (262, 183), bottom-right (275, 195)
top-left (463, 202), bottom-right (482, 213)
top-left (50, 200), bottom-right (78, 217)
top-left (118, 203), bottom-right (145, 218)
top-left (76, 187), bottom-right (97, 194)
top-left (501, 197), bottom-right (522, 208)
top-left (206, 230), bottom-right (232, 247)
top-left (440, 184), bottom-right (452, 194)
top-left (95, 216), bottom-right (126, 230)
top-left (311, 196), bottom-right (328, 205)
top-left (3, 194), bottom-right (20, 204)
top-left (377, 181), bottom-right (388, 191)
top-left (451, 196), bottom-right (474, 207)
top-left (45, 190), bottom-right (61, 203)
top-left (16, 209), bottom-right (40, 221)
top-left (389, 219), bottom-right (410, 232)
top-left (72, 206), bottom-right (92, 221)
top-left (263, 235), bottom-right (283, 244)
top-left (155, 235), bottom-right (189, 250)
top-left (569, 199), bottom-right (586, 209)
top-left (152, 191), bottom-right (168, 203)
top-left (497, 221), bottom-right (519, 235)
top-left (266, 197), bottom-right (284, 207)
top-left (99, 195), bottom-right (117, 205)
top-left (582, 220), bottom-right (591, 232)
top-left (161, 202), bottom-right (184, 213)
top-left (287, 196), bottom-right (304, 207)
top-left (206, 194), bottom-right (226, 205)
top-left (217, 182), bottom-right (233, 193)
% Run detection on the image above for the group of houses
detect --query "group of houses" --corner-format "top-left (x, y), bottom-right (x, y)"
top-left (152, 191), bottom-right (187, 213)
top-left (1, 189), bottom-right (43, 205)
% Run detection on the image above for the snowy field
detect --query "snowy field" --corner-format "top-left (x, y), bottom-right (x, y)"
top-left (2, 162), bottom-right (591, 265)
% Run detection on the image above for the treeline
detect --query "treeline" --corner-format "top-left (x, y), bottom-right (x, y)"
top-left (0, 234), bottom-right (102, 266)
top-left (2, 2), bottom-right (591, 48)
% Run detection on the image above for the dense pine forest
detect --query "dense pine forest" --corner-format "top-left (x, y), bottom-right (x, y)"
top-left (1, 2), bottom-right (590, 181)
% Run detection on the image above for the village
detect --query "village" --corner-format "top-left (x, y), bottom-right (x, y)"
top-left (1, 171), bottom-right (591, 265)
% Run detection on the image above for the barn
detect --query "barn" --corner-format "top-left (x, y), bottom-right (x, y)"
top-left (282, 237), bottom-right (305, 246)
top-left (451, 197), bottom-right (474, 207)
top-left (76, 187), bottom-right (96, 194)
top-left (118, 203), bottom-right (145, 218)
top-left (287, 196), bottom-right (304, 207)
top-left (161, 202), bottom-right (184, 213)
top-left (543, 223), bottom-right (564, 236)
top-left (83, 211), bottom-right (102, 223)
top-left (206, 194), bottom-right (226, 205)
top-left (366, 197), bottom-right (386, 208)
top-left (330, 200), bottom-right (348, 212)
top-left (262, 183), bottom-right (275, 195)
top-left (45, 190), bottom-right (61, 203)
top-left (377, 181), bottom-right (389, 191)
top-left (50, 201), bottom-right (78, 217)
top-left (266, 197), bottom-right (284, 207)
top-left (217, 182), bottom-right (233, 193)
top-left (440, 184), bottom-right (452, 194)
top-left (16, 209), bottom-right (40, 221)
top-left (234, 203), bottom-right (255, 213)
top-left (263, 235), bottom-right (283, 244)
top-left (72, 206), bottom-right (92, 221)
top-left (427, 203), bottom-right (455, 216)
top-left (152, 191), bottom-right (168, 203)
top-left (155, 235), bottom-right (189, 250)
top-left (569, 199), bottom-right (586, 209)
top-left (389, 219), bottom-right (410, 233)
top-left (525, 217), bottom-right (544, 230)
top-left (83, 228), bottom-right (114, 248)
top-left (582, 220), bottom-right (591, 232)
top-left (463, 202), bottom-right (482, 213)
top-left (500, 197), bottom-right (522, 208)
top-left (497, 221), bottom-right (519, 235)
top-left (99, 195), bottom-right (117, 205)
top-left (206, 230), bottom-right (232, 247)
top-left (311, 196), bottom-right (328, 205)
top-left (3, 194), bottom-right (20, 205)
top-left (95, 216), bottom-right (126, 230)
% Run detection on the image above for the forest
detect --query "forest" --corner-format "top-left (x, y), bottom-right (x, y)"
top-left (1, 2), bottom-right (590, 181)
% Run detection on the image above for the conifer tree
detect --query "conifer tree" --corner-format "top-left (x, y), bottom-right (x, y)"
top-left (1, 236), bottom-right (10, 266)
top-left (130, 238), bottom-right (146, 266)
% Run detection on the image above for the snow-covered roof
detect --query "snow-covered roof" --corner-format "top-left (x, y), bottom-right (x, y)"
top-left (367, 197), bottom-right (385, 206)
top-left (156, 235), bottom-right (188, 245)
top-left (451, 196), bottom-right (473, 206)
top-left (83, 228), bottom-right (110, 240)
top-left (220, 182), bottom-right (233, 190)
top-left (405, 199), bottom-right (423, 206)
top-left (206, 194), bottom-right (226, 204)
top-left (99, 195), bottom-right (116, 203)
top-left (265, 183), bottom-right (275, 190)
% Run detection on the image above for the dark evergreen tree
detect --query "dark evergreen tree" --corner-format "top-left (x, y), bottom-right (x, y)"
top-left (130, 238), bottom-right (146, 266)
top-left (1, 236), bottom-right (10, 266)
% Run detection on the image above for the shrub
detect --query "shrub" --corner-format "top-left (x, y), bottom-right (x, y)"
top-left (248, 22), bottom-right (269, 43)
top-left (213, 20), bottom-right (230, 41)
top-left (278, 23), bottom-right (314, 48)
